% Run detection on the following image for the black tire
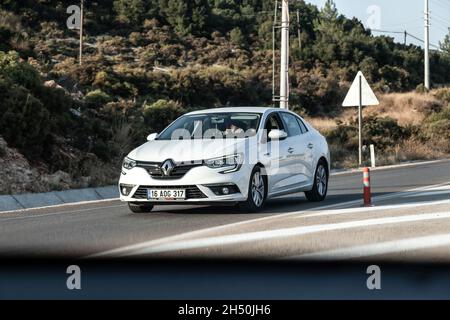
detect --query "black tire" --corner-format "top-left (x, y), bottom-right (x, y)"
top-left (239, 166), bottom-right (267, 213)
top-left (305, 160), bottom-right (329, 202)
top-left (128, 202), bottom-right (154, 213)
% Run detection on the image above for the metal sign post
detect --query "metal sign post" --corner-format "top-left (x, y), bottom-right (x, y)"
top-left (342, 71), bottom-right (379, 167)
top-left (358, 74), bottom-right (362, 166)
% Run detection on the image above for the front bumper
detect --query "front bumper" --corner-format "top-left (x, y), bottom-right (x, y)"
top-left (118, 164), bottom-right (250, 203)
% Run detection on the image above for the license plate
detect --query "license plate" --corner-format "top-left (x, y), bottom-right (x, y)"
top-left (147, 189), bottom-right (186, 200)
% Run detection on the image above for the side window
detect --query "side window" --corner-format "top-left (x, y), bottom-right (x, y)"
top-left (264, 113), bottom-right (284, 141)
top-left (281, 113), bottom-right (302, 137)
top-left (264, 113), bottom-right (284, 131)
top-left (296, 118), bottom-right (309, 134)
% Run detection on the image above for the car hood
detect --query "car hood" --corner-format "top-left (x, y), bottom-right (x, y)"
top-left (128, 139), bottom-right (252, 163)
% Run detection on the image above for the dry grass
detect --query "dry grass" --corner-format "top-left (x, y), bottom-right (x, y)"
top-left (308, 90), bottom-right (450, 169)
top-left (328, 91), bottom-right (444, 127)
top-left (310, 90), bottom-right (444, 128)
top-left (365, 92), bottom-right (442, 126)
top-left (304, 117), bottom-right (338, 133)
top-left (329, 138), bottom-right (449, 170)
top-left (393, 138), bottom-right (449, 161)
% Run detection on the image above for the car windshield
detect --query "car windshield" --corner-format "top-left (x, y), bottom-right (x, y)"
top-left (157, 113), bottom-right (262, 140)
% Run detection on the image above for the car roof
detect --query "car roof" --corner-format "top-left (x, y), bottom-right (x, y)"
top-left (186, 107), bottom-right (280, 115)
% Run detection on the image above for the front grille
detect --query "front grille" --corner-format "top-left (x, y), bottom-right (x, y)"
top-left (136, 161), bottom-right (202, 180)
top-left (132, 185), bottom-right (208, 199)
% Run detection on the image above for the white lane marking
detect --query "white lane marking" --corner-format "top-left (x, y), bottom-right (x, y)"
top-left (331, 159), bottom-right (450, 176)
top-left (88, 182), bottom-right (450, 258)
top-left (0, 204), bottom-right (125, 222)
top-left (298, 199), bottom-right (450, 219)
top-left (368, 182), bottom-right (450, 198)
top-left (0, 198), bottom-right (120, 215)
top-left (123, 211), bottom-right (450, 256)
top-left (402, 190), bottom-right (450, 198)
top-left (289, 234), bottom-right (450, 261)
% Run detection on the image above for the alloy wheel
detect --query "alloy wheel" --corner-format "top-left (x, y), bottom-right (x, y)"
top-left (251, 171), bottom-right (265, 207)
top-left (316, 165), bottom-right (327, 197)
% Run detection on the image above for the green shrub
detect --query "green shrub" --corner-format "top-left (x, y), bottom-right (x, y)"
top-left (425, 105), bottom-right (450, 139)
top-left (0, 27), bottom-right (12, 52)
top-left (0, 50), bottom-right (41, 91)
top-left (326, 116), bottom-right (408, 152)
top-left (416, 84), bottom-right (428, 94)
top-left (378, 66), bottom-right (410, 92)
top-left (362, 116), bottom-right (407, 150)
top-left (169, 65), bottom-right (260, 108)
top-left (85, 89), bottom-right (112, 107)
top-left (434, 88), bottom-right (450, 104)
top-left (229, 27), bottom-right (246, 47)
top-left (143, 99), bottom-right (185, 133)
top-left (428, 105), bottom-right (450, 122)
top-left (326, 124), bottom-right (358, 149)
top-left (426, 119), bottom-right (450, 140)
top-left (0, 77), bottom-right (50, 157)
top-left (39, 85), bottom-right (72, 114)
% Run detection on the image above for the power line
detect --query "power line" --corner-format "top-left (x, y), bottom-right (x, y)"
top-left (431, 0), bottom-right (450, 11)
top-left (431, 21), bottom-right (450, 34)
top-left (432, 13), bottom-right (450, 25)
top-left (370, 29), bottom-right (404, 34)
top-left (370, 29), bottom-right (440, 49)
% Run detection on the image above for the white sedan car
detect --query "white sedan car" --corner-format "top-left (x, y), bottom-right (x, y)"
top-left (119, 107), bottom-right (330, 213)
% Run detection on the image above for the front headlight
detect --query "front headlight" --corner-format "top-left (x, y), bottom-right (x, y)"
top-left (204, 154), bottom-right (243, 173)
top-left (122, 157), bottom-right (137, 170)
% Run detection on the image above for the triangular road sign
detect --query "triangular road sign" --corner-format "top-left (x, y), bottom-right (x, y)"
top-left (342, 71), bottom-right (379, 107)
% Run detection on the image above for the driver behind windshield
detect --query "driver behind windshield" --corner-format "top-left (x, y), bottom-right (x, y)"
top-left (224, 118), bottom-right (245, 136)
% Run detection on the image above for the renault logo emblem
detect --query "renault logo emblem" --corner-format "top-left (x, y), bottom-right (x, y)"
top-left (161, 159), bottom-right (175, 176)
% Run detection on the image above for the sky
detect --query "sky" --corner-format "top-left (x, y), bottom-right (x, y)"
top-left (305, 0), bottom-right (450, 49)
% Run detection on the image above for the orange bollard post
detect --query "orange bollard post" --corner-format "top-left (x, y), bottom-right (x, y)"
top-left (363, 167), bottom-right (372, 207)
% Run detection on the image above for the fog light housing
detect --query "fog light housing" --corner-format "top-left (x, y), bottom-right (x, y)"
top-left (120, 184), bottom-right (135, 196)
top-left (207, 184), bottom-right (240, 196)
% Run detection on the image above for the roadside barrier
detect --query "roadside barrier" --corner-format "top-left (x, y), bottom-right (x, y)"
top-left (363, 167), bottom-right (372, 207)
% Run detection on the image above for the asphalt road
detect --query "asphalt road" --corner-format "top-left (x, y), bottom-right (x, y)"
top-left (1, 159), bottom-right (450, 261)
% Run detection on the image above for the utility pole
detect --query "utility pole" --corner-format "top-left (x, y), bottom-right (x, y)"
top-left (404, 30), bottom-right (407, 45)
top-left (424, 0), bottom-right (430, 89)
top-left (296, 10), bottom-right (302, 52)
top-left (272, 0), bottom-right (278, 106)
top-left (79, 0), bottom-right (84, 66)
top-left (279, 0), bottom-right (290, 109)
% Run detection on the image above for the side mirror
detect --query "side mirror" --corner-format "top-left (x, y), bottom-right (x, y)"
top-left (147, 133), bottom-right (158, 141)
top-left (268, 129), bottom-right (288, 141)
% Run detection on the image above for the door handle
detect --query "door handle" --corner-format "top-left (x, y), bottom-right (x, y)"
top-left (288, 147), bottom-right (294, 154)
top-left (307, 143), bottom-right (314, 149)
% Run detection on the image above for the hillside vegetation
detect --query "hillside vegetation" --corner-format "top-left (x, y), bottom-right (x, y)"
top-left (0, 0), bottom-right (449, 194)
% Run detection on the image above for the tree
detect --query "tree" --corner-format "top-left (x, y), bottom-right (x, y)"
top-left (314, 0), bottom-right (345, 43)
top-left (159, 0), bottom-right (210, 36)
top-left (316, 0), bottom-right (340, 35)
top-left (440, 28), bottom-right (450, 61)
top-left (312, 0), bottom-right (345, 64)
top-left (229, 27), bottom-right (246, 47)
top-left (113, 0), bottom-right (145, 25)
